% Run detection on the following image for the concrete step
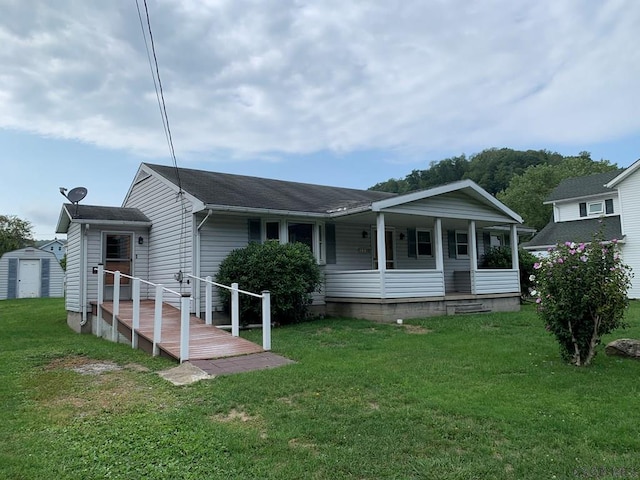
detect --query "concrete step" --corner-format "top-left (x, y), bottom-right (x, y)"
top-left (446, 303), bottom-right (492, 315)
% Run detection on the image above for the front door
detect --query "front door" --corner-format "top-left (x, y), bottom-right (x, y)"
top-left (104, 233), bottom-right (132, 300)
top-left (18, 259), bottom-right (40, 298)
top-left (373, 229), bottom-right (395, 269)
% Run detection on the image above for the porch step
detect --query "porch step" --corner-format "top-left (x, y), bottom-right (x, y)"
top-left (446, 302), bottom-right (492, 316)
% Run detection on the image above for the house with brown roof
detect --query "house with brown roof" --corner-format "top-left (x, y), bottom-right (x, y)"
top-left (523, 160), bottom-right (640, 298)
top-left (57, 162), bottom-right (527, 331)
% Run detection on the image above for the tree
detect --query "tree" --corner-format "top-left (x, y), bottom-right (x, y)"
top-left (464, 148), bottom-right (563, 195)
top-left (215, 241), bottom-right (322, 325)
top-left (497, 155), bottom-right (617, 231)
top-left (532, 232), bottom-right (632, 366)
top-left (0, 215), bottom-right (35, 257)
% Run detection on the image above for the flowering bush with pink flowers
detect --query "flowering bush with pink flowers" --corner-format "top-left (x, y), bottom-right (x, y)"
top-left (531, 233), bottom-right (632, 366)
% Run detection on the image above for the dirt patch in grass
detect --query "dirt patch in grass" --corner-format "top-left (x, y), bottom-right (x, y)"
top-left (401, 325), bottom-right (433, 334)
top-left (211, 408), bottom-right (259, 423)
top-left (32, 356), bottom-right (172, 423)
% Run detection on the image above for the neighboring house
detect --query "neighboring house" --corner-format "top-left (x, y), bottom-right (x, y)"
top-left (39, 238), bottom-right (67, 262)
top-left (56, 162), bottom-right (527, 330)
top-left (0, 247), bottom-right (65, 300)
top-left (523, 161), bottom-right (640, 298)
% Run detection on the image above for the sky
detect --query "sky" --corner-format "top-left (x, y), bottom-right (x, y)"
top-left (1, 1), bottom-right (639, 240)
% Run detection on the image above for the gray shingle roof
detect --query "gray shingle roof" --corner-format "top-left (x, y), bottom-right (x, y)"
top-left (523, 216), bottom-right (623, 249)
top-left (65, 204), bottom-right (151, 223)
top-left (145, 163), bottom-right (396, 214)
top-left (545, 169), bottom-right (623, 202)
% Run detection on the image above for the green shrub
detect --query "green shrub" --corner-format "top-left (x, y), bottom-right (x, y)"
top-left (481, 246), bottom-right (538, 298)
top-left (215, 241), bottom-right (322, 325)
top-left (531, 232), bottom-right (632, 366)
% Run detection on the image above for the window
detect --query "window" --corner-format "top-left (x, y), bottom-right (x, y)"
top-left (265, 221), bottom-right (280, 241)
top-left (416, 229), bottom-right (432, 256)
top-left (455, 231), bottom-right (469, 257)
top-left (288, 223), bottom-right (314, 253)
top-left (490, 234), bottom-right (505, 247)
top-left (588, 201), bottom-right (604, 215)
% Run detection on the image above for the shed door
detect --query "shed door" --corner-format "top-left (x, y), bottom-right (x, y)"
top-left (18, 259), bottom-right (40, 298)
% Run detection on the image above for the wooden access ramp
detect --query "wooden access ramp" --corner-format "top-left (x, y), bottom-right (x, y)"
top-left (98, 300), bottom-right (265, 361)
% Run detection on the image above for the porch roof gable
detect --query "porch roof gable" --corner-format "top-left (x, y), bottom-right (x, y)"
top-left (371, 180), bottom-right (523, 223)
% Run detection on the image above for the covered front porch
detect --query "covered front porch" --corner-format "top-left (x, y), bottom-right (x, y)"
top-left (321, 184), bottom-right (523, 321)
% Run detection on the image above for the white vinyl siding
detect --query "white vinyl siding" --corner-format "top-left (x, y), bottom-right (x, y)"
top-left (124, 173), bottom-right (194, 306)
top-left (554, 196), bottom-right (619, 222)
top-left (615, 173), bottom-right (640, 298)
top-left (65, 224), bottom-right (82, 311)
top-left (197, 215), bottom-right (251, 308)
top-left (380, 191), bottom-right (515, 224)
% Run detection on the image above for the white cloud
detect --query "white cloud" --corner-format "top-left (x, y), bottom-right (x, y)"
top-left (0, 0), bottom-right (639, 160)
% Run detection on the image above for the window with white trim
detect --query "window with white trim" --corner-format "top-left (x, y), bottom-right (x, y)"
top-left (416, 229), bottom-right (432, 257)
top-left (587, 201), bottom-right (604, 216)
top-left (265, 221), bottom-right (280, 241)
top-left (455, 231), bottom-right (469, 258)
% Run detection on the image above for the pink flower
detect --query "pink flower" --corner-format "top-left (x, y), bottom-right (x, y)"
top-left (534, 262), bottom-right (541, 270)
top-left (536, 298), bottom-right (542, 304)
top-left (580, 255), bottom-right (587, 262)
top-left (556, 258), bottom-right (564, 264)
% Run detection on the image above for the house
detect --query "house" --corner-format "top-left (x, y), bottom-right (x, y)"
top-left (56, 162), bottom-right (527, 331)
top-left (523, 161), bottom-right (640, 298)
top-left (0, 247), bottom-right (65, 300)
top-left (39, 238), bottom-right (67, 262)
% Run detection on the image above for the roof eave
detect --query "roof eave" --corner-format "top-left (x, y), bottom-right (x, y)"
top-left (204, 204), bottom-right (328, 218)
top-left (606, 159), bottom-right (640, 188)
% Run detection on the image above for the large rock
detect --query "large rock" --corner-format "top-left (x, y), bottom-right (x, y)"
top-left (605, 339), bottom-right (640, 359)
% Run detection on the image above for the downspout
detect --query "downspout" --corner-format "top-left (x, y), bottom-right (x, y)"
top-left (194, 209), bottom-right (213, 317)
top-left (80, 223), bottom-right (90, 326)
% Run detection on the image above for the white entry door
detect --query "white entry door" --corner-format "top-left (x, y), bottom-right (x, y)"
top-left (18, 259), bottom-right (40, 298)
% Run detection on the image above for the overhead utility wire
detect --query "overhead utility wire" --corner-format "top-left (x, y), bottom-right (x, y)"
top-left (135, 0), bottom-right (188, 286)
top-left (135, 0), bottom-right (182, 192)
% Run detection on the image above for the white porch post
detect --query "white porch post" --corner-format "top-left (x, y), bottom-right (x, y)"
top-left (434, 218), bottom-right (445, 295)
top-left (510, 223), bottom-right (520, 293)
top-left (376, 212), bottom-right (386, 298)
top-left (468, 220), bottom-right (477, 294)
top-left (434, 218), bottom-right (444, 271)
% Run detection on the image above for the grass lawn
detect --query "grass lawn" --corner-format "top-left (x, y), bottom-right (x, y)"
top-left (2, 299), bottom-right (640, 479)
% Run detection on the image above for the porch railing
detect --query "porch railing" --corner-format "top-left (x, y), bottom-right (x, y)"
top-left (187, 274), bottom-right (271, 351)
top-left (324, 270), bottom-right (445, 299)
top-left (472, 269), bottom-right (520, 295)
top-left (96, 266), bottom-right (271, 363)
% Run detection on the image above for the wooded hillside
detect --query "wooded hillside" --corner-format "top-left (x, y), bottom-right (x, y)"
top-left (369, 148), bottom-right (618, 231)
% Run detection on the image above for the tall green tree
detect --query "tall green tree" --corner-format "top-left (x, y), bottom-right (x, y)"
top-left (0, 215), bottom-right (35, 257)
top-left (497, 154), bottom-right (617, 231)
top-left (464, 148), bottom-right (564, 195)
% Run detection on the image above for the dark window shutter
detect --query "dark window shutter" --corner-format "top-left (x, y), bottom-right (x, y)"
top-left (579, 202), bottom-right (587, 217)
top-left (605, 199), bottom-right (614, 214)
top-left (248, 219), bottom-right (261, 243)
top-left (407, 228), bottom-right (417, 258)
top-left (448, 230), bottom-right (457, 259)
top-left (482, 231), bottom-right (491, 255)
top-left (41, 258), bottom-right (50, 298)
top-left (326, 223), bottom-right (336, 264)
top-left (7, 258), bottom-right (17, 299)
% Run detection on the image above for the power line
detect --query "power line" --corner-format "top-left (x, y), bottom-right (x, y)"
top-left (135, 0), bottom-right (188, 286)
top-left (135, 0), bottom-right (182, 193)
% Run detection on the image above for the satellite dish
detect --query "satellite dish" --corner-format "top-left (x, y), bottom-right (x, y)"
top-left (66, 187), bottom-right (88, 203)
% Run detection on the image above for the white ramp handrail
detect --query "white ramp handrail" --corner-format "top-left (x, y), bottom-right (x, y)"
top-left (97, 265), bottom-right (192, 363)
top-left (187, 274), bottom-right (271, 351)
